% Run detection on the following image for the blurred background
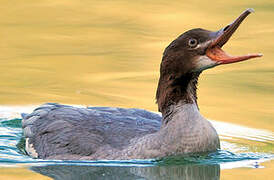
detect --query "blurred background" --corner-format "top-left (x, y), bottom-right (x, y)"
top-left (0, 0), bottom-right (273, 179)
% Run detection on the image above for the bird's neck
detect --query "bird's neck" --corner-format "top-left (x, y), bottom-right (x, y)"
top-left (156, 72), bottom-right (200, 125)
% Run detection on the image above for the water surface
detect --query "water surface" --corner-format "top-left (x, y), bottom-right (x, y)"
top-left (0, 106), bottom-right (273, 179)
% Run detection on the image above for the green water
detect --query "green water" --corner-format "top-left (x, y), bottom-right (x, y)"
top-left (0, 108), bottom-right (273, 179)
top-left (0, 0), bottom-right (273, 179)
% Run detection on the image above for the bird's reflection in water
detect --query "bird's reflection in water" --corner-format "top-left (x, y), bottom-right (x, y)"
top-left (31, 163), bottom-right (220, 180)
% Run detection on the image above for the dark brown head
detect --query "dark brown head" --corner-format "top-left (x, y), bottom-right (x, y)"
top-left (156, 8), bottom-right (262, 114)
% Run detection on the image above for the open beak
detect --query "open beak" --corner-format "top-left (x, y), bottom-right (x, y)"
top-left (206, 8), bottom-right (262, 64)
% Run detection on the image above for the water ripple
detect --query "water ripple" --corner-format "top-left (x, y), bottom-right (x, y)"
top-left (0, 105), bottom-right (273, 169)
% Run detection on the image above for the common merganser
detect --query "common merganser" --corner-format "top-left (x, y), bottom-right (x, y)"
top-left (21, 9), bottom-right (262, 160)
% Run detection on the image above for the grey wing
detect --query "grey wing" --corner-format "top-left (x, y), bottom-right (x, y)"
top-left (22, 103), bottom-right (162, 159)
top-left (22, 103), bottom-right (106, 159)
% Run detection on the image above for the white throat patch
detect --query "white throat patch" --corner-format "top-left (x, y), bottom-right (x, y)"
top-left (194, 55), bottom-right (218, 72)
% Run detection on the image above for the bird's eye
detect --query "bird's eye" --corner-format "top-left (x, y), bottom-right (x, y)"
top-left (188, 38), bottom-right (198, 48)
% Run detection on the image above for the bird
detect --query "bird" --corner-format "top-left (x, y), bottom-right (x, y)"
top-left (21, 8), bottom-right (262, 160)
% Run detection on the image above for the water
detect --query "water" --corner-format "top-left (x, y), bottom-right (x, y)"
top-left (0, 106), bottom-right (273, 179)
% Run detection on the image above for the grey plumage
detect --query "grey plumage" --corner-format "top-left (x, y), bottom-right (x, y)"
top-left (22, 102), bottom-right (219, 160)
top-left (22, 103), bottom-right (162, 159)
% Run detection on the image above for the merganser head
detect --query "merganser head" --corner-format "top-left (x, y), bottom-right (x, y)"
top-left (162, 8), bottom-right (262, 74)
top-left (156, 8), bottom-right (262, 113)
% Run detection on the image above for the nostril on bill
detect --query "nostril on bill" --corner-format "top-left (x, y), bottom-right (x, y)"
top-left (223, 25), bottom-right (230, 32)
